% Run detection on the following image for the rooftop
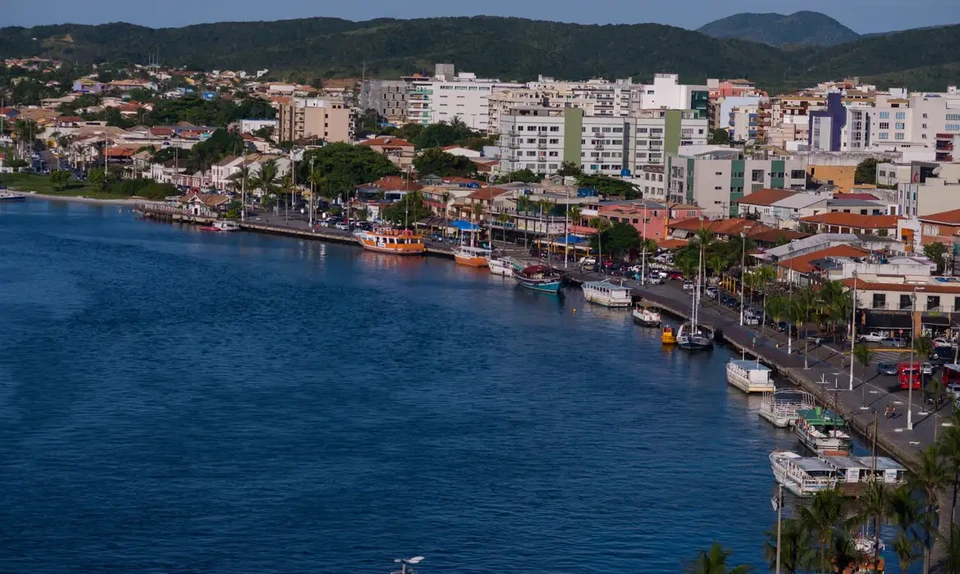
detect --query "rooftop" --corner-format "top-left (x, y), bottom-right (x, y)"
top-left (799, 212), bottom-right (900, 229)
top-left (919, 208), bottom-right (960, 226)
top-left (736, 188), bottom-right (796, 207)
top-left (777, 245), bottom-right (869, 274)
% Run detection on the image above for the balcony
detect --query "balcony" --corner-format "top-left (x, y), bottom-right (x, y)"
top-left (537, 141), bottom-right (547, 149)
top-left (937, 142), bottom-right (954, 151)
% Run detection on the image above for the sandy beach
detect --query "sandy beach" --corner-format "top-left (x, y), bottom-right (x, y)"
top-left (19, 191), bottom-right (164, 206)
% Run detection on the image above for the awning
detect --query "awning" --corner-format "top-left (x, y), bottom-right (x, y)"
top-left (450, 219), bottom-right (480, 231)
top-left (861, 310), bottom-right (912, 330)
top-left (922, 313), bottom-right (950, 327)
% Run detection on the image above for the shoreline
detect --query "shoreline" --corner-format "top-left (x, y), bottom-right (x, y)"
top-left (16, 190), bottom-right (163, 206)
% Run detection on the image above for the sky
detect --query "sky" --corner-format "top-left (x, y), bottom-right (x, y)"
top-left (4, 0), bottom-right (959, 33)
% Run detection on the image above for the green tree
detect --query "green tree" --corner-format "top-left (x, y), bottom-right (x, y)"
top-left (924, 242), bottom-right (948, 274)
top-left (48, 169), bottom-right (71, 191)
top-left (910, 445), bottom-right (947, 574)
top-left (381, 190), bottom-right (432, 228)
top-left (683, 542), bottom-right (752, 574)
top-left (251, 159), bottom-right (279, 200)
top-left (764, 518), bottom-right (817, 574)
top-left (854, 157), bottom-right (880, 185)
top-left (576, 173), bottom-right (640, 199)
top-left (855, 480), bottom-right (889, 570)
top-left (412, 147), bottom-right (477, 178)
top-left (852, 344), bottom-right (874, 387)
top-left (589, 216), bottom-right (611, 265)
top-left (496, 212), bottom-right (510, 250)
top-left (556, 160), bottom-right (581, 177)
top-left (709, 128), bottom-right (730, 145)
top-left (790, 287), bottom-right (818, 369)
top-left (589, 221), bottom-right (640, 259)
top-left (299, 142), bottom-right (399, 190)
top-left (797, 487), bottom-right (847, 572)
top-left (507, 168), bottom-right (540, 183)
top-left (764, 295), bottom-right (787, 339)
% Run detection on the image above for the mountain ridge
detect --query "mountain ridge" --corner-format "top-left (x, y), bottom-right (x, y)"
top-left (697, 11), bottom-right (860, 47)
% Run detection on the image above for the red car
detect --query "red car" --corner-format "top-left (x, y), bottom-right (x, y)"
top-left (667, 271), bottom-right (683, 280)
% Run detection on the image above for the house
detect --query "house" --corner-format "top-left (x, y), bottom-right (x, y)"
top-left (359, 137), bottom-right (416, 168)
top-left (0, 107), bottom-right (19, 121)
top-left (72, 78), bottom-right (105, 94)
top-left (442, 145), bottom-right (482, 159)
top-left (598, 200), bottom-right (672, 241)
top-left (150, 159), bottom-right (188, 185)
top-left (842, 274), bottom-right (960, 337)
top-left (736, 188), bottom-right (797, 220)
top-left (108, 79), bottom-right (158, 92)
top-left (920, 208), bottom-right (960, 250)
top-left (180, 192), bottom-right (232, 215)
top-left (776, 245), bottom-right (869, 286)
top-left (798, 213), bottom-right (900, 236)
top-left (211, 155), bottom-right (245, 191)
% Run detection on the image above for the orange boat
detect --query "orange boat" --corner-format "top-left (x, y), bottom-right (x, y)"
top-left (453, 246), bottom-right (491, 267)
top-left (354, 228), bottom-right (426, 255)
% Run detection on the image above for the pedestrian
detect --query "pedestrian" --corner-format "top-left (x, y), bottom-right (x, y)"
top-left (884, 405), bottom-right (891, 419)
top-left (891, 405), bottom-right (897, 418)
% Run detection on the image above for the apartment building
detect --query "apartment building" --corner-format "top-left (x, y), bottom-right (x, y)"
top-left (360, 80), bottom-right (410, 124)
top-left (633, 73), bottom-right (709, 119)
top-left (665, 148), bottom-right (807, 218)
top-left (275, 97), bottom-right (354, 143)
top-left (728, 103), bottom-right (760, 142)
top-left (487, 77), bottom-right (635, 133)
top-left (897, 162), bottom-right (960, 217)
top-left (496, 108), bottom-right (708, 177)
top-left (406, 65), bottom-right (522, 132)
top-left (808, 93), bottom-right (871, 152)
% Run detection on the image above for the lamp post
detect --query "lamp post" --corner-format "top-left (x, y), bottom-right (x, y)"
top-left (849, 271), bottom-right (858, 391)
top-left (739, 231), bottom-right (746, 327)
top-left (908, 286), bottom-right (925, 430)
top-left (640, 202), bottom-right (648, 286)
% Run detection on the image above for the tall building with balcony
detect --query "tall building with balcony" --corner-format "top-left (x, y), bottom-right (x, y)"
top-left (632, 73), bottom-right (709, 119)
top-left (487, 77), bottom-right (634, 134)
top-left (936, 133), bottom-right (958, 162)
top-left (275, 97), bottom-right (354, 143)
top-left (405, 64), bottom-right (521, 132)
top-left (360, 80), bottom-right (410, 124)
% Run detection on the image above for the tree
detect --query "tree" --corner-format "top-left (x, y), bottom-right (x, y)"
top-left (924, 242), bottom-right (948, 274)
top-left (48, 169), bottom-right (71, 191)
top-left (853, 344), bottom-right (874, 390)
top-left (381, 190), bottom-right (432, 228)
top-left (798, 487), bottom-right (846, 573)
top-left (683, 542), bottom-right (752, 574)
top-left (765, 518), bottom-right (817, 574)
top-left (299, 142), bottom-right (399, 191)
top-left (710, 128), bottom-right (730, 145)
top-left (412, 147), bottom-right (477, 178)
top-left (589, 222), bottom-right (640, 259)
top-left (251, 159), bottom-right (279, 199)
top-left (507, 168), bottom-right (540, 183)
top-left (856, 480), bottom-right (889, 570)
top-left (854, 157), bottom-right (880, 185)
top-left (764, 295), bottom-right (787, 339)
top-left (569, 205), bottom-right (583, 228)
top-left (589, 216), bottom-right (611, 266)
top-left (576, 173), bottom-right (640, 199)
top-left (496, 212), bottom-right (510, 250)
top-left (910, 445), bottom-right (947, 574)
top-left (556, 161), bottom-right (581, 177)
top-left (938, 410), bottom-right (960, 553)
top-left (790, 287), bottom-right (817, 369)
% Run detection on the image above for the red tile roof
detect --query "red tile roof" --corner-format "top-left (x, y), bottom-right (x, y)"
top-left (360, 137), bottom-right (415, 149)
top-left (839, 193), bottom-right (879, 201)
top-left (919, 209), bottom-right (960, 226)
top-left (658, 238), bottom-right (689, 249)
top-left (777, 245), bottom-right (869, 274)
top-left (370, 176), bottom-right (422, 191)
top-left (799, 212), bottom-right (900, 229)
top-left (737, 188), bottom-right (796, 206)
top-left (466, 187), bottom-right (509, 201)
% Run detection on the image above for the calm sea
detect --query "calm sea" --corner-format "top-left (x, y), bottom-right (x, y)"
top-left (0, 200), bottom-right (898, 572)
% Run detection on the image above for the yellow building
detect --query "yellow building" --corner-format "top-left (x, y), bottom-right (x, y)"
top-left (807, 164), bottom-right (856, 193)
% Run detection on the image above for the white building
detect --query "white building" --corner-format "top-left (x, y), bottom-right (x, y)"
top-left (632, 73), bottom-right (709, 117)
top-left (406, 64), bottom-right (522, 132)
top-left (487, 77), bottom-right (636, 134)
top-left (239, 119), bottom-right (277, 134)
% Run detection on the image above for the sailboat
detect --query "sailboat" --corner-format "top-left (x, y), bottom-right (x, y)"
top-left (677, 236), bottom-right (714, 351)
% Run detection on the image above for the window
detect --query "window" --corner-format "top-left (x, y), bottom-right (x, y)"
top-left (928, 296), bottom-right (941, 311)
top-left (879, 122), bottom-right (889, 130)
top-left (947, 125), bottom-right (960, 131)
top-left (895, 112), bottom-right (906, 119)
top-left (637, 127), bottom-right (648, 133)
top-left (612, 127), bottom-right (623, 133)
top-left (732, 172), bottom-right (744, 178)
top-left (526, 151), bottom-right (536, 157)
top-left (549, 138), bottom-right (559, 144)
top-left (896, 133), bottom-right (905, 140)
top-left (549, 126), bottom-right (559, 132)
top-left (879, 133), bottom-right (889, 140)
top-left (526, 138), bottom-right (536, 144)
top-left (548, 151), bottom-right (558, 157)
top-left (872, 294), bottom-right (886, 309)
top-left (899, 295), bottom-right (912, 310)
top-left (895, 122), bottom-right (905, 130)
top-left (879, 112), bottom-right (890, 119)
top-left (791, 170), bottom-right (805, 179)
top-left (948, 114), bottom-right (960, 121)
top-left (751, 169), bottom-right (764, 182)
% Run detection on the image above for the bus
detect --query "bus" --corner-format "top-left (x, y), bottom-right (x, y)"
top-left (898, 362), bottom-right (922, 390)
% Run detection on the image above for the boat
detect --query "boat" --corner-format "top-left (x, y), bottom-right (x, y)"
top-left (661, 326), bottom-right (677, 345)
top-left (454, 245), bottom-right (491, 267)
top-left (354, 228), bottom-right (426, 255)
top-left (677, 323), bottom-right (713, 351)
top-left (726, 359), bottom-right (774, 393)
top-left (770, 450), bottom-right (839, 497)
top-left (513, 265), bottom-right (563, 293)
top-left (633, 306), bottom-right (662, 327)
top-left (795, 407), bottom-right (853, 456)
top-left (582, 279), bottom-right (632, 308)
top-left (0, 191), bottom-right (26, 202)
top-left (759, 389), bottom-right (815, 428)
top-left (857, 456), bottom-right (908, 485)
top-left (487, 256), bottom-right (522, 277)
top-left (199, 220), bottom-right (240, 232)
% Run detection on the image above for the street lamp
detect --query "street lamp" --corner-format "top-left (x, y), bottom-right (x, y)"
top-left (908, 285), bottom-right (925, 430)
top-left (739, 231), bottom-right (746, 327)
top-left (848, 271), bottom-right (858, 391)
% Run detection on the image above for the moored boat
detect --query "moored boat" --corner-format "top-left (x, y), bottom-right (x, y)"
top-left (355, 228), bottom-right (426, 255)
top-left (770, 449), bottom-right (838, 497)
top-left (633, 306), bottom-right (661, 327)
top-left (487, 256), bottom-right (521, 277)
top-left (199, 220), bottom-right (240, 232)
top-left (726, 359), bottom-right (774, 393)
top-left (513, 265), bottom-right (563, 293)
top-left (677, 323), bottom-right (713, 351)
top-left (0, 191), bottom-right (26, 202)
top-left (661, 326), bottom-right (677, 345)
top-left (454, 245), bottom-right (491, 267)
top-left (582, 279), bottom-right (632, 308)
top-left (759, 389), bottom-right (815, 428)
top-left (795, 407), bottom-right (852, 456)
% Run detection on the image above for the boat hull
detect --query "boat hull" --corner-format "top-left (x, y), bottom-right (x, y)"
top-left (0, 194), bottom-right (26, 202)
top-left (455, 254), bottom-right (489, 267)
top-left (357, 239), bottom-right (425, 255)
top-left (584, 292), bottom-right (631, 307)
top-left (516, 278), bottom-right (562, 293)
top-left (726, 362), bottom-right (775, 393)
top-left (487, 258), bottom-right (517, 276)
top-left (633, 316), bottom-right (661, 327)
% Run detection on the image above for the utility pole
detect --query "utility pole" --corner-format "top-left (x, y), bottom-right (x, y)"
top-left (849, 271), bottom-right (858, 391)
top-left (309, 156), bottom-right (314, 227)
top-left (739, 231), bottom-right (746, 326)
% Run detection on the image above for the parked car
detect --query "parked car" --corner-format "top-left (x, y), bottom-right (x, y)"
top-left (744, 316), bottom-right (760, 326)
top-left (334, 222), bottom-right (350, 230)
top-left (876, 362), bottom-right (899, 376)
top-left (579, 256), bottom-right (597, 267)
top-left (667, 271), bottom-right (683, 280)
top-left (933, 338), bottom-right (955, 348)
top-left (922, 361), bottom-right (934, 375)
top-left (880, 337), bottom-right (908, 348)
top-left (704, 287), bottom-right (718, 299)
top-left (647, 274), bottom-right (664, 285)
top-left (858, 332), bottom-right (886, 343)
top-left (682, 281), bottom-right (694, 291)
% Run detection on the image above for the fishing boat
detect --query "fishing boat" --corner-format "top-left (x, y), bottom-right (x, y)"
top-left (582, 279), bottom-right (632, 308)
top-left (487, 256), bottom-right (521, 277)
top-left (795, 407), bottom-right (853, 456)
top-left (633, 306), bottom-right (661, 327)
top-left (726, 359), bottom-right (774, 393)
top-left (769, 449), bottom-right (838, 497)
top-left (454, 245), bottom-right (491, 267)
top-left (199, 220), bottom-right (240, 232)
top-left (355, 228), bottom-right (426, 255)
top-left (0, 191), bottom-right (26, 202)
top-left (759, 389), bottom-right (815, 428)
top-left (513, 265), bottom-right (563, 293)
top-left (661, 326), bottom-right (677, 345)
top-left (677, 324), bottom-right (713, 350)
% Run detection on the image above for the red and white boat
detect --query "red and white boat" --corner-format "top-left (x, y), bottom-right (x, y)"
top-left (199, 221), bottom-right (240, 232)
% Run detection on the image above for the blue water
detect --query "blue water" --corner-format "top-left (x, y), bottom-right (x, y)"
top-left (0, 200), bottom-right (891, 572)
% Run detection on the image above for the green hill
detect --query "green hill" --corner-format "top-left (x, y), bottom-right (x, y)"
top-left (0, 16), bottom-right (957, 91)
top-left (696, 11), bottom-right (860, 47)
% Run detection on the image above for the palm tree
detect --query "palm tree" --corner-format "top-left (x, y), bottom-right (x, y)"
top-left (251, 159), bottom-right (279, 203)
top-left (764, 294), bottom-right (787, 340)
top-left (939, 410), bottom-right (960, 551)
top-left (856, 479), bottom-right (889, 570)
top-left (791, 287), bottom-right (817, 369)
top-left (891, 531), bottom-right (917, 574)
top-left (830, 532), bottom-right (864, 574)
top-left (590, 216), bottom-right (611, 269)
top-left (569, 205), bottom-right (583, 228)
top-left (684, 542), bottom-right (752, 574)
top-left (888, 484), bottom-right (921, 574)
top-left (440, 190), bottom-right (452, 236)
top-left (914, 335), bottom-right (933, 363)
top-left (764, 518), bottom-right (817, 574)
top-left (910, 445), bottom-right (947, 574)
top-left (798, 487), bottom-right (846, 572)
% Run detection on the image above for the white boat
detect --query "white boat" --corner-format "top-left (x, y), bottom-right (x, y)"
top-left (632, 306), bottom-right (661, 327)
top-left (199, 220), bottom-right (240, 232)
top-left (858, 456), bottom-right (908, 485)
top-left (795, 407), bottom-right (853, 456)
top-left (487, 256), bottom-right (521, 277)
top-left (0, 191), bottom-right (26, 202)
top-left (770, 450), bottom-right (838, 497)
top-left (582, 279), bottom-right (632, 308)
top-left (759, 389), bottom-right (815, 428)
top-left (677, 323), bottom-right (713, 350)
top-left (726, 359), bottom-right (774, 393)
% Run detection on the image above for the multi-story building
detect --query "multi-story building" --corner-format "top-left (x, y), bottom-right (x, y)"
top-left (496, 108), bottom-right (708, 177)
top-left (275, 97), bottom-right (354, 143)
top-left (728, 104), bottom-right (760, 142)
top-left (487, 77), bottom-right (635, 134)
top-left (665, 148), bottom-right (807, 218)
top-left (808, 93), bottom-right (871, 151)
top-left (632, 73), bottom-right (709, 119)
top-left (360, 80), bottom-right (410, 125)
top-left (936, 133), bottom-right (959, 162)
top-left (406, 64), bottom-right (522, 132)
top-left (897, 162), bottom-right (960, 217)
